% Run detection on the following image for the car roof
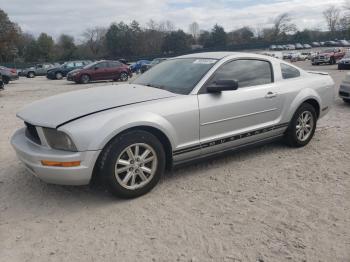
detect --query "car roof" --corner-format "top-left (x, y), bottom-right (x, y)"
top-left (176, 52), bottom-right (278, 61)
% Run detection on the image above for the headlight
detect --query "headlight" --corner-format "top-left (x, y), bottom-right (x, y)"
top-left (43, 128), bottom-right (77, 151)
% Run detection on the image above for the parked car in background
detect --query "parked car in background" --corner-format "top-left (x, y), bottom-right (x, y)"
top-left (295, 43), bottom-right (304, 49)
top-left (22, 63), bottom-right (56, 78)
top-left (0, 66), bottom-right (19, 84)
top-left (338, 53), bottom-right (350, 70)
top-left (325, 41), bottom-right (338, 47)
top-left (11, 52), bottom-right (334, 198)
top-left (311, 42), bottom-right (321, 47)
top-left (47, 60), bottom-right (91, 80)
top-left (67, 60), bottom-right (132, 84)
top-left (301, 52), bottom-right (317, 60)
top-left (141, 58), bottom-right (167, 73)
top-left (312, 48), bottom-right (345, 65)
top-left (0, 72), bottom-right (4, 90)
top-left (287, 44), bottom-right (296, 50)
top-left (338, 40), bottom-right (350, 47)
top-left (129, 60), bottom-right (150, 73)
top-left (303, 44), bottom-right (312, 49)
top-left (339, 73), bottom-right (350, 104)
top-left (269, 45), bottom-right (277, 50)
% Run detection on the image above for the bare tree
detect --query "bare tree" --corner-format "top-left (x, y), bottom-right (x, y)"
top-left (273, 13), bottom-right (297, 39)
top-left (323, 6), bottom-right (340, 37)
top-left (188, 22), bottom-right (200, 40)
top-left (82, 27), bottom-right (106, 57)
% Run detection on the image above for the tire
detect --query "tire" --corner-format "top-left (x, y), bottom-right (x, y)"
top-left (80, 74), bottom-right (90, 84)
top-left (3, 77), bottom-right (9, 84)
top-left (285, 103), bottom-right (317, 148)
top-left (55, 72), bottom-right (63, 80)
top-left (98, 130), bottom-right (166, 198)
top-left (343, 99), bottom-right (350, 104)
top-left (27, 72), bottom-right (35, 78)
top-left (119, 72), bottom-right (128, 82)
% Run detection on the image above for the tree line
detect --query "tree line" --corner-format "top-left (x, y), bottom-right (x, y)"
top-left (0, 2), bottom-right (350, 65)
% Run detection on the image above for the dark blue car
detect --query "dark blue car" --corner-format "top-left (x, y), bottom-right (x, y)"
top-left (47, 60), bottom-right (91, 80)
top-left (129, 60), bottom-right (150, 73)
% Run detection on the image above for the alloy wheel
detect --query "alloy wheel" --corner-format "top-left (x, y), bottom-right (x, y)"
top-left (120, 73), bottom-right (128, 81)
top-left (296, 111), bottom-right (314, 142)
top-left (115, 143), bottom-right (157, 190)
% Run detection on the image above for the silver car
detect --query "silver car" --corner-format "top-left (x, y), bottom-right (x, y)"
top-left (11, 52), bottom-right (335, 198)
top-left (339, 73), bottom-right (350, 104)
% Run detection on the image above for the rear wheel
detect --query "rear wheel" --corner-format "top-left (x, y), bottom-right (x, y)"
top-left (99, 130), bottom-right (165, 198)
top-left (343, 98), bottom-right (350, 104)
top-left (285, 103), bottom-right (317, 147)
top-left (27, 72), bottom-right (35, 78)
top-left (80, 74), bottom-right (90, 84)
top-left (55, 72), bottom-right (63, 80)
top-left (119, 72), bottom-right (128, 82)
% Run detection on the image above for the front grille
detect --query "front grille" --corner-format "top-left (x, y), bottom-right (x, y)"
top-left (339, 91), bottom-right (349, 97)
top-left (25, 122), bottom-right (41, 145)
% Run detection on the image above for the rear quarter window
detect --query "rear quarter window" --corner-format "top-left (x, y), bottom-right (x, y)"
top-left (281, 63), bottom-right (301, 79)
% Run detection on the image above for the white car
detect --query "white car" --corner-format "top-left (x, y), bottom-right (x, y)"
top-left (11, 52), bottom-right (335, 198)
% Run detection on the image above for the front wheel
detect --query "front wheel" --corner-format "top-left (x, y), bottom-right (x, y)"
top-left (27, 72), bottom-right (35, 78)
top-left (285, 103), bottom-right (317, 147)
top-left (99, 130), bottom-right (165, 198)
top-left (80, 74), bottom-right (90, 84)
top-left (55, 72), bottom-right (63, 80)
top-left (119, 72), bottom-right (128, 82)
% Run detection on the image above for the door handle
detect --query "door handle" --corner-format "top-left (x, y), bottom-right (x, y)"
top-left (265, 91), bottom-right (278, 99)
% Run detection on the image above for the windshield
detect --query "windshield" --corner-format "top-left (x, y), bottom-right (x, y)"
top-left (132, 58), bottom-right (217, 95)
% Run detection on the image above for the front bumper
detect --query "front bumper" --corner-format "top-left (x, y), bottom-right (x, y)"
top-left (312, 57), bottom-right (331, 64)
top-left (339, 83), bottom-right (350, 100)
top-left (11, 128), bottom-right (101, 185)
top-left (67, 74), bottom-right (78, 82)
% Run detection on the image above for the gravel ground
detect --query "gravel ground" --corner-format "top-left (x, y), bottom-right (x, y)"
top-left (1, 62), bottom-right (350, 262)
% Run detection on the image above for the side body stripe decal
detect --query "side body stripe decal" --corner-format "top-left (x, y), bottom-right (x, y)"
top-left (173, 122), bottom-right (289, 156)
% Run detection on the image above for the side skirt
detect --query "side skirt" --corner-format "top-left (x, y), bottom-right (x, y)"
top-left (172, 134), bottom-right (284, 169)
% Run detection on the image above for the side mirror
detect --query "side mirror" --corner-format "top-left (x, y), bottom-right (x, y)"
top-left (207, 80), bottom-right (239, 93)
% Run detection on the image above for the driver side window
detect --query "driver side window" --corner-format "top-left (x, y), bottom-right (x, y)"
top-left (208, 59), bottom-right (273, 89)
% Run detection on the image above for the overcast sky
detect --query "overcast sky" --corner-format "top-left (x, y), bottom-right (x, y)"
top-left (1, 0), bottom-right (344, 41)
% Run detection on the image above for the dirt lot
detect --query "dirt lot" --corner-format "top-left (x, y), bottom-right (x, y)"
top-left (1, 62), bottom-right (350, 262)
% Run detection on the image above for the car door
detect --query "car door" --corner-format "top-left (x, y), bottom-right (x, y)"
top-left (92, 62), bottom-right (109, 80)
top-left (198, 59), bottom-right (284, 156)
top-left (107, 61), bottom-right (122, 80)
top-left (36, 64), bottom-right (44, 75)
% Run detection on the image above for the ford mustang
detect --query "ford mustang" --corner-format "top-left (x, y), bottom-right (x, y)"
top-left (11, 52), bottom-right (335, 198)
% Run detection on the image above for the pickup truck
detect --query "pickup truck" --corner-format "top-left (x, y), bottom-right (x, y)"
top-left (312, 48), bottom-right (345, 65)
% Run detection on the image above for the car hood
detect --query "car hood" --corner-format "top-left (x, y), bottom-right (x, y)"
top-left (17, 84), bottom-right (177, 128)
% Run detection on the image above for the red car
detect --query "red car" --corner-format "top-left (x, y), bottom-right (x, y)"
top-left (67, 60), bottom-right (132, 84)
top-left (312, 48), bottom-right (345, 65)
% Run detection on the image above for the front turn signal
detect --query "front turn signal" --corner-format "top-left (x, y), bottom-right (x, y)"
top-left (41, 160), bottom-right (81, 167)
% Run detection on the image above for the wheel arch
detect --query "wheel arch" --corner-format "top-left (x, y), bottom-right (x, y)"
top-left (288, 89), bottom-right (321, 123)
top-left (91, 125), bottom-right (173, 185)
